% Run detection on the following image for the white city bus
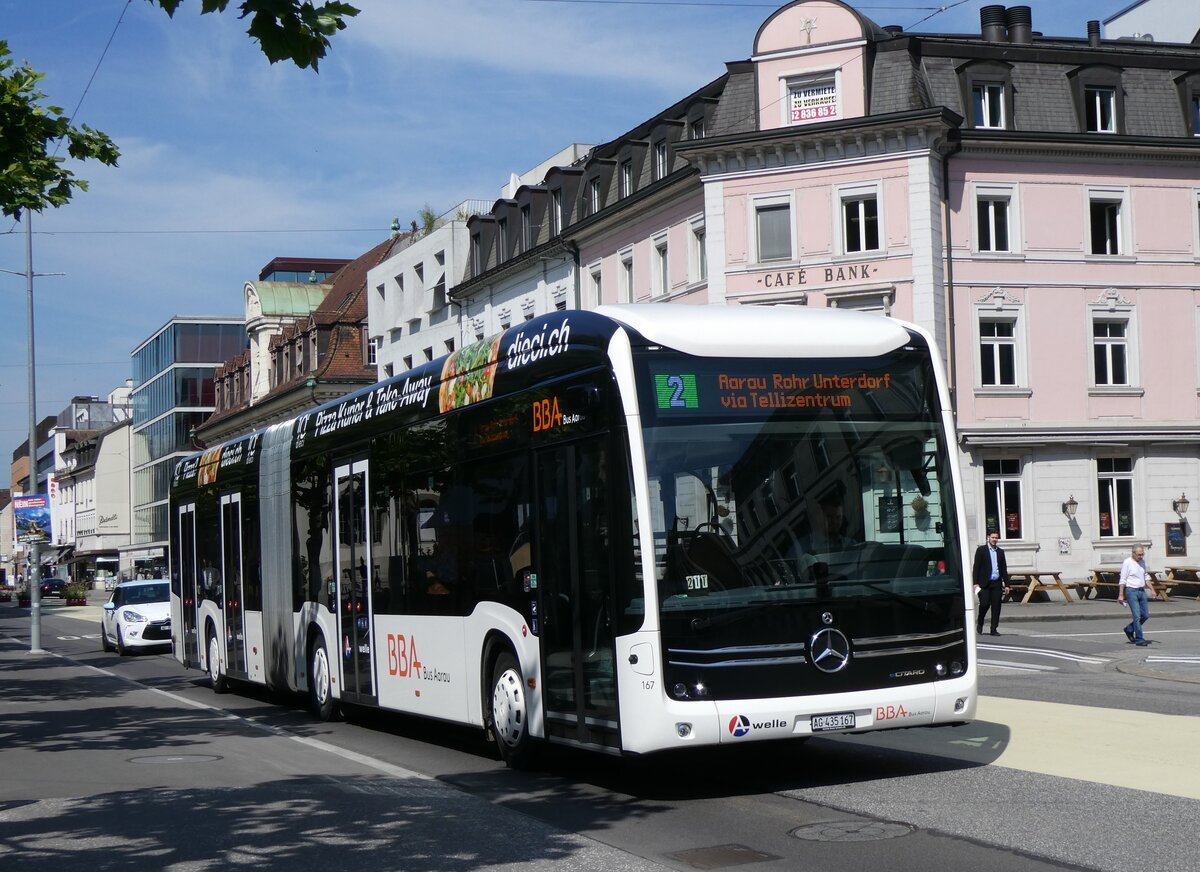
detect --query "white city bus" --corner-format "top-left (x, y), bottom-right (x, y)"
top-left (170, 305), bottom-right (976, 766)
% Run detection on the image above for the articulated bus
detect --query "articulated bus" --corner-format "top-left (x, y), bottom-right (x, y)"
top-left (169, 304), bottom-right (977, 766)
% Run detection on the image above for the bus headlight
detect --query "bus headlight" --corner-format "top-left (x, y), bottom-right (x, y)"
top-left (934, 662), bottom-right (947, 676)
top-left (950, 661), bottom-right (963, 675)
top-left (672, 683), bottom-right (689, 699)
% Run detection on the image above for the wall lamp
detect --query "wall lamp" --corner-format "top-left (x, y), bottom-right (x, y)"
top-left (1061, 495), bottom-right (1078, 519)
top-left (1173, 493), bottom-right (1190, 517)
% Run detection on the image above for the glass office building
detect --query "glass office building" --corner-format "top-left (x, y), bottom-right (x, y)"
top-left (124, 317), bottom-right (244, 575)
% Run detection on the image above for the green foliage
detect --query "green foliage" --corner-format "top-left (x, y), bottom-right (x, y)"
top-left (418, 204), bottom-right (439, 236)
top-left (64, 580), bottom-right (90, 600)
top-left (151, 0), bottom-right (360, 71)
top-left (0, 1), bottom-right (357, 219)
top-left (0, 41), bottom-right (120, 221)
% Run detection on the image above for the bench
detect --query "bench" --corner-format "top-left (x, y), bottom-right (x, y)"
top-left (1164, 566), bottom-right (1200, 600)
top-left (1079, 568), bottom-right (1173, 601)
top-left (1004, 571), bottom-right (1081, 603)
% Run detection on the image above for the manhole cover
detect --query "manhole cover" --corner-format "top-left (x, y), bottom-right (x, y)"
top-left (790, 821), bottom-right (912, 842)
top-left (127, 754), bottom-right (223, 765)
top-left (667, 844), bottom-right (780, 869)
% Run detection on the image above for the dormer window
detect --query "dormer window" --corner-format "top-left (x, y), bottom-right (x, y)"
top-left (1085, 86), bottom-right (1116, 133)
top-left (958, 60), bottom-right (1013, 131)
top-left (470, 233), bottom-right (482, 275)
top-left (619, 160), bottom-right (633, 198)
top-left (549, 189), bottom-right (562, 235)
top-left (653, 142), bottom-right (668, 180)
top-left (972, 82), bottom-right (1006, 129)
top-left (520, 205), bottom-right (532, 252)
top-left (1069, 66), bottom-right (1124, 135)
top-left (784, 72), bottom-right (839, 126)
top-left (1174, 71), bottom-right (1200, 136)
top-left (497, 218), bottom-right (508, 259)
top-left (588, 178), bottom-right (602, 214)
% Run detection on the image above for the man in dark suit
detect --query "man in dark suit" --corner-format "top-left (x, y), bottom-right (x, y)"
top-left (972, 530), bottom-right (1010, 636)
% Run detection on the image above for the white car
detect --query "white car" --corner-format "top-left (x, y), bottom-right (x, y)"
top-left (101, 579), bottom-right (172, 655)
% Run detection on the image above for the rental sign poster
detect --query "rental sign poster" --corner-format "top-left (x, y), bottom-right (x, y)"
top-left (14, 494), bottom-right (51, 544)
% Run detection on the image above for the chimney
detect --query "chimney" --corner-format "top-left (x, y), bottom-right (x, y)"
top-left (980, 5), bottom-right (1007, 43)
top-left (1006, 6), bottom-right (1033, 44)
top-left (1087, 19), bottom-right (1101, 48)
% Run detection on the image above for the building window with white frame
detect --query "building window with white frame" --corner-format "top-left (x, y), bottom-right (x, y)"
top-left (983, 458), bottom-right (1022, 539)
top-left (654, 141), bottom-right (668, 180)
top-left (689, 218), bottom-right (707, 284)
top-left (619, 249), bottom-right (634, 303)
top-left (588, 178), bottom-right (601, 215)
top-left (619, 160), bottom-right (633, 198)
top-left (1089, 197), bottom-right (1123, 255)
top-left (979, 318), bottom-right (1017, 386)
top-left (520, 205), bottom-right (532, 252)
top-left (1192, 94), bottom-right (1200, 136)
top-left (842, 191), bottom-right (880, 254)
top-left (589, 263), bottom-right (602, 307)
top-left (977, 193), bottom-right (1011, 252)
top-left (470, 234), bottom-right (482, 276)
top-left (972, 82), bottom-right (1006, 129)
top-left (652, 233), bottom-right (669, 297)
top-left (1097, 456), bottom-right (1134, 537)
top-left (1085, 86), bottom-right (1116, 133)
top-left (497, 219), bottom-right (508, 259)
top-left (755, 199), bottom-right (791, 262)
top-left (549, 189), bottom-right (561, 236)
top-left (690, 117), bottom-right (705, 139)
top-left (785, 72), bottom-right (839, 125)
top-left (1093, 318), bottom-right (1130, 386)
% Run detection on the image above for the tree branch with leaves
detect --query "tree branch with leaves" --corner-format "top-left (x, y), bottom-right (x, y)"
top-left (0, 1), bottom-right (358, 220)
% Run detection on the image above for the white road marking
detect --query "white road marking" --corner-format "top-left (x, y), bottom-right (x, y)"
top-left (978, 643), bottom-right (1107, 663)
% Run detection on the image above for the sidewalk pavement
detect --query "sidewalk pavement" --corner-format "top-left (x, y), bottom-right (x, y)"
top-left (995, 591), bottom-right (1200, 623)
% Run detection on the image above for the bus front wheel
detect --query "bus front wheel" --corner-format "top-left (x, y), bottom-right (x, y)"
top-left (490, 651), bottom-right (536, 769)
top-left (308, 636), bottom-right (338, 721)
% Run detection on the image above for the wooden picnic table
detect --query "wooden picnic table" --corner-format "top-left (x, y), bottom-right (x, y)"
top-left (1078, 568), bottom-right (1173, 601)
top-left (1004, 571), bottom-right (1080, 603)
top-left (1164, 566), bottom-right (1200, 599)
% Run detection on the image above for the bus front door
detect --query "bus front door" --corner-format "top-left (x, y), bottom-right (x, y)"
top-left (332, 460), bottom-right (376, 702)
top-left (220, 493), bottom-right (247, 678)
top-left (536, 439), bottom-right (619, 751)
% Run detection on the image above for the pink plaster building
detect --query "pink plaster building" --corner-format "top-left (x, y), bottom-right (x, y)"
top-left (447, 1), bottom-right (1200, 581)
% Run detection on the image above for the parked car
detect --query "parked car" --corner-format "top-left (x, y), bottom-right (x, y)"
top-left (101, 579), bottom-right (171, 656)
top-left (39, 578), bottom-right (66, 599)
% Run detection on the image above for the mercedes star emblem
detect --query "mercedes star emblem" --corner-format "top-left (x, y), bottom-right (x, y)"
top-left (809, 627), bottom-right (851, 673)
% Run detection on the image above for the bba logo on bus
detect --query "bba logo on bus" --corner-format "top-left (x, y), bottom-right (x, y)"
top-left (728, 715), bottom-right (788, 737)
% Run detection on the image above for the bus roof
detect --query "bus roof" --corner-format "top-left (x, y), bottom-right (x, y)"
top-left (597, 304), bottom-right (916, 358)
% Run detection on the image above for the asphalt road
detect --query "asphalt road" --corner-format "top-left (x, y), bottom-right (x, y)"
top-left (3, 600), bottom-right (1198, 872)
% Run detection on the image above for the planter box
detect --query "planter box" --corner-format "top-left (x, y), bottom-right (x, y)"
top-left (66, 598), bottom-right (88, 606)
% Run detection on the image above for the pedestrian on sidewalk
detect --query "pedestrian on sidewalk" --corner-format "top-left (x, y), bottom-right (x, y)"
top-left (972, 529), bottom-right (1010, 636)
top-left (1117, 544), bottom-right (1156, 646)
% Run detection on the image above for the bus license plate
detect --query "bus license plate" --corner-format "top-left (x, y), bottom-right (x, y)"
top-left (811, 712), bottom-right (855, 732)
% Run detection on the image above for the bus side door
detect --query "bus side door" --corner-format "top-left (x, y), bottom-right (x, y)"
top-left (332, 459), bottom-right (376, 702)
top-left (535, 437), bottom-right (619, 751)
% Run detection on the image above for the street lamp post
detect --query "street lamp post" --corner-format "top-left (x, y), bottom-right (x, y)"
top-left (25, 214), bottom-right (44, 654)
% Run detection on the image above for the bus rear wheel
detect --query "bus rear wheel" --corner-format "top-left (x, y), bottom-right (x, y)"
top-left (308, 636), bottom-right (338, 721)
top-left (490, 651), bottom-right (536, 769)
top-left (207, 630), bottom-right (228, 693)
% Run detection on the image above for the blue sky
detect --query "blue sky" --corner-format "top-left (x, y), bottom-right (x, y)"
top-left (0, 0), bottom-right (1135, 486)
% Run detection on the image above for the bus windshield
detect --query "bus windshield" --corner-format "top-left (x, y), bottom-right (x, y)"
top-left (636, 348), bottom-right (964, 676)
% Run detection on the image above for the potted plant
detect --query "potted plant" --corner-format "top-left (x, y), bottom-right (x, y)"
top-left (0, 588), bottom-right (11, 603)
top-left (910, 495), bottom-right (929, 516)
top-left (64, 580), bottom-right (89, 606)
